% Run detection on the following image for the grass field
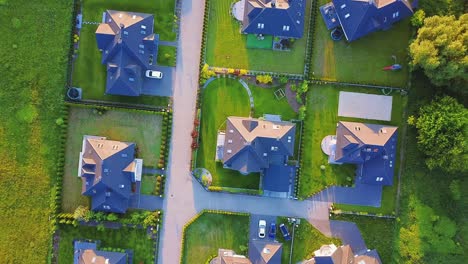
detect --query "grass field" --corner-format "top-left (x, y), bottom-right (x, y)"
top-left (72, 0), bottom-right (175, 106)
top-left (57, 224), bottom-right (154, 263)
top-left (0, 1), bottom-right (73, 262)
top-left (331, 214), bottom-right (396, 264)
top-left (250, 84), bottom-right (297, 121)
top-left (299, 85), bottom-right (405, 216)
top-left (278, 217), bottom-right (341, 263)
top-left (197, 78), bottom-right (259, 189)
top-left (157, 45), bottom-right (177, 67)
top-left (311, 0), bottom-right (411, 87)
top-left (61, 107), bottom-right (163, 212)
top-left (181, 213), bottom-right (249, 264)
top-left (205, 0), bottom-right (312, 74)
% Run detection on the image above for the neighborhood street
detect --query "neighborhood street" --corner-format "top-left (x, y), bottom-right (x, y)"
top-left (157, 0), bottom-right (370, 263)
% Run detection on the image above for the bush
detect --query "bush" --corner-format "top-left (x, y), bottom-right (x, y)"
top-left (256, 75), bottom-right (273, 84)
top-left (449, 180), bottom-right (461, 201)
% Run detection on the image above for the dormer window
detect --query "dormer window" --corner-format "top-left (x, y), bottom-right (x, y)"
top-left (119, 184), bottom-right (125, 188)
top-left (283, 25), bottom-right (290, 31)
top-left (141, 25), bottom-right (146, 29)
top-left (257, 23), bottom-right (264, 29)
top-left (140, 30), bottom-right (146, 35)
top-left (227, 149), bottom-right (232, 153)
top-left (228, 139), bottom-right (233, 143)
top-left (393, 11), bottom-right (399, 18)
top-left (340, 4), bottom-right (346, 9)
top-left (345, 13), bottom-right (350, 19)
top-left (123, 31), bottom-right (128, 36)
top-left (129, 77), bottom-right (135, 82)
top-left (139, 44), bottom-right (144, 49)
top-left (138, 49), bottom-right (145, 54)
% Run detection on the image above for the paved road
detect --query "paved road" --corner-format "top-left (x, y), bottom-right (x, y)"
top-left (157, 0), bottom-right (206, 263)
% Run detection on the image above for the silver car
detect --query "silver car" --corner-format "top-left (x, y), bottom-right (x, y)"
top-left (145, 70), bottom-right (163, 79)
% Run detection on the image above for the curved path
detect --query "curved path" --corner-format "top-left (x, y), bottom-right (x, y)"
top-left (203, 76), bottom-right (254, 109)
top-left (158, 0), bottom-right (373, 262)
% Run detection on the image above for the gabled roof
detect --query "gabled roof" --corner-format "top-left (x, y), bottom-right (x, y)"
top-left (335, 121), bottom-right (397, 161)
top-left (242, 0), bottom-right (307, 38)
top-left (96, 10), bottom-right (159, 96)
top-left (249, 240), bottom-right (282, 264)
top-left (80, 136), bottom-right (139, 213)
top-left (311, 244), bottom-right (381, 264)
top-left (74, 241), bottom-right (127, 264)
top-left (223, 117), bottom-right (296, 174)
top-left (322, 0), bottom-right (412, 41)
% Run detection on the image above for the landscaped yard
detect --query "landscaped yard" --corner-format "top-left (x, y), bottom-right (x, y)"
top-left (278, 217), bottom-right (341, 263)
top-left (205, 0), bottom-right (312, 74)
top-left (157, 45), bottom-right (177, 67)
top-left (141, 174), bottom-right (157, 195)
top-left (61, 107), bottom-right (163, 212)
top-left (181, 212), bottom-right (249, 264)
top-left (197, 78), bottom-right (298, 189)
top-left (331, 214), bottom-right (396, 264)
top-left (311, 0), bottom-right (411, 87)
top-left (197, 78), bottom-right (259, 189)
top-left (57, 224), bottom-right (154, 263)
top-left (72, 0), bottom-right (175, 106)
top-left (0, 0), bottom-right (72, 261)
top-left (299, 85), bottom-right (405, 216)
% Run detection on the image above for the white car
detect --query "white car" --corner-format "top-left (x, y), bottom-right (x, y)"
top-left (258, 220), bottom-right (266, 238)
top-left (145, 70), bottom-right (163, 79)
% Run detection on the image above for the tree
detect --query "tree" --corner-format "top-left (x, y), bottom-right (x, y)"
top-left (298, 105), bottom-right (306, 120)
top-left (408, 96), bottom-right (467, 173)
top-left (409, 15), bottom-right (468, 93)
top-left (411, 10), bottom-right (425, 28)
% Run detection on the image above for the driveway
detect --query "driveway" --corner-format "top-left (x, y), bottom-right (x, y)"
top-left (141, 66), bottom-right (175, 97)
top-left (249, 215), bottom-right (277, 242)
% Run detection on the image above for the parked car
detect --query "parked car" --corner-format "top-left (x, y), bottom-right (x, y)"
top-left (279, 223), bottom-right (291, 241)
top-left (145, 70), bottom-right (163, 79)
top-left (268, 222), bottom-right (276, 239)
top-left (258, 220), bottom-right (266, 238)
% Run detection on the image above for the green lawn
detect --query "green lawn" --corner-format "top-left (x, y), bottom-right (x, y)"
top-left (0, 0), bottom-right (72, 262)
top-left (246, 34), bottom-right (273, 49)
top-left (141, 175), bottom-right (157, 195)
top-left (73, 0), bottom-right (175, 106)
top-left (61, 107), bottom-right (163, 212)
top-left (278, 217), bottom-right (341, 263)
top-left (157, 45), bottom-right (177, 67)
top-left (331, 214), bottom-right (396, 264)
top-left (250, 84), bottom-right (297, 121)
top-left (181, 213), bottom-right (249, 264)
top-left (197, 78), bottom-right (259, 189)
top-left (57, 224), bottom-right (154, 263)
top-left (205, 0), bottom-right (312, 74)
top-left (299, 85), bottom-right (405, 216)
top-left (311, 0), bottom-right (411, 87)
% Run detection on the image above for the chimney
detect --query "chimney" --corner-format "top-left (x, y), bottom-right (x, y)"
top-left (271, 0), bottom-right (276, 8)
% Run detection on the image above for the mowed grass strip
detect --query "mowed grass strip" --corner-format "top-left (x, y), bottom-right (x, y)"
top-left (197, 78), bottom-right (259, 189)
top-left (0, 0), bottom-right (72, 262)
top-left (61, 107), bottom-right (163, 212)
top-left (299, 85), bottom-right (404, 215)
top-left (205, 0), bottom-right (311, 74)
top-left (182, 213), bottom-right (249, 264)
top-left (58, 224), bottom-right (154, 263)
top-left (311, 0), bottom-right (411, 87)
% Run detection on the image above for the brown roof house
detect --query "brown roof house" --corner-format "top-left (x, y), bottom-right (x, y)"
top-left (323, 121), bottom-right (398, 185)
top-left (249, 240), bottom-right (283, 264)
top-left (78, 135), bottom-right (143, 213)
top-left (305, 244), bottom-right (381, 264)
top-left (74, 241), bottom-right (128, 264)
top-left (210, 249), bottom-right (252, 264)
top-left (216, 116), bottom-right (296, 195)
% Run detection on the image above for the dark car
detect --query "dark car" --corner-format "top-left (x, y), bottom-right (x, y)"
top-left (279, 223), bottom-right (291, 241)
top-left (268, 223), bottom-right (276, 239)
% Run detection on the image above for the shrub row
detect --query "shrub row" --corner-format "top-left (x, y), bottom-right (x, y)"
top-left (308, 78), bottom-right (406, 91)
top-left (304, 0), bottom-right (319, 78)
top-left (158, 110), bottom-right (173, 175)
top-left (294, 119), bottom-right (307, 198)
top-left (207, 186), bottom-right (263, 196)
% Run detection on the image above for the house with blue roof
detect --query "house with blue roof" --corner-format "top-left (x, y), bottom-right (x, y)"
top-left (96, 10), bottom-right (159, 96)
top-left (241, 0), bottom-right (307, 39)
top-left (216, 116), bottom-right (296, 195)
top-left (78, 136), bottom-right (143, 213)
top-left (327, 121), bottom-right (398, 185)
top-left (306, 244), bottom-right (381, 264)
top-left (319, 0), bottom-right (413, 41)
top-left (74, 241), bottom-right (128, 264)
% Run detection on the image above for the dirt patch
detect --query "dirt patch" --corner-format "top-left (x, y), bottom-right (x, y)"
top-left (285, 81), bottom-right (301, 113)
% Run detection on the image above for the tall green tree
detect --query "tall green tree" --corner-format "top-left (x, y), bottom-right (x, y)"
top-left (408, 96), bottom-right (468, 173)
top-left (409, 15), bottom-right (468, 93)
